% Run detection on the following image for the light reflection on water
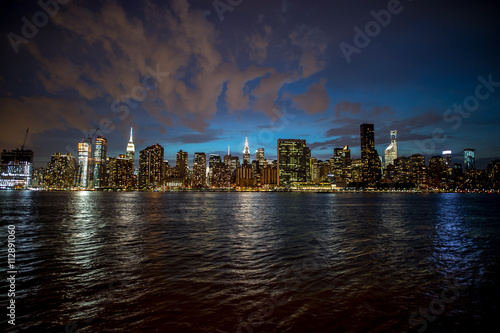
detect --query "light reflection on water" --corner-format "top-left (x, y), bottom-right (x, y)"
top-left (0, 191), bottom-right (499, 332)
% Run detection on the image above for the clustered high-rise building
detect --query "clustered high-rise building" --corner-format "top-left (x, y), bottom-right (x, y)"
top-left (139, 143), bottom-right (164, 189)
top-left (277, 139), bottom-right (308, 186)
top-left (464, 149), bottom-right (475, 171)
top-left (385, 130), bottom-right (397, 168)
top-left (44, 152), bottom-right (77, 189)
top-left (0, 148), bottom-right (34, 189)
top-left (192, 152), bottom-right (207, 188)
top-left (93, 135), bottom-right (107, 188)
top-left (360, 123), bottom-right (382, 185)
top-left (3, 124), bottom-right (500, 191)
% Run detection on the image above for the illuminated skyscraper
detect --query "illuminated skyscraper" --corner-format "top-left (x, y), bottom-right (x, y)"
top-left (77, 140), bottom-right (91, 188)
top-left (192, 152), bottom-right (207, 187)
top-left (45, 152), bottom-right (76, 189)
top-left (464, 148), bottom-right (475, 171)
top-left (256, 148), bottom-right (265, 166)
top-left (277, 139), bottom-right (308, 186)
top-left (209, 154), bottom-right (221, 168)
top-left (176, 150), bottom-right (189, 186)
top-left (207, 154), bottom-right (221, 187)
top-left (343, 145), bottom-right (351, 167)
top-left (360, 123), bottom-right (381, 185)
top-left (126, 127), bottom-right (135, 162)
top-left (243, 135), bottom-right (250, 165)
top-left (93, 135), bottom-right (107, 188)
top-left (442, 150), bottom-right (452, 169)
top-left (331, 148), bottom-right (344, 181)
top-left (236, 164), bottom-right (254, 187)
top-left (139, 143), bottom-right (164, 189)
top-left (224, 147), bottom-right (240, 175)
top-left (385, 130), bottom-right (398, 168)
top-left (107, 154), bottom-right (134, 189)
top-left (309, 157), bottom-right (319, 182)
top-left (0, 148), bottom-right (34, 189)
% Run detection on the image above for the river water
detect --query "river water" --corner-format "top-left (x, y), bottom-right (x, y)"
top-left (1, 191), bottom-right (499, 332)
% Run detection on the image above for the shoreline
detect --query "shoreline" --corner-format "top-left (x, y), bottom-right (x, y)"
top-left (3, 188), bottom-right (499, 194)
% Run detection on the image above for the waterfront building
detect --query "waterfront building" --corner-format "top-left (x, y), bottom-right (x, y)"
top-left (349, 158), bottom-right (363, 183)
top-left (385, 130), bottom-right (398, 168)
top-left (243, 135), bottom-right (250, 165)
top-left (442, 150), bottom-right (452, 169)
top-left (318, 160), bottom-right (331, 182)
top-left (331, 148), bottom-right (344, 182)
top-left (139, 144), bottom-right (164, 189)
top-left (260, 165), bottom-right (277, 187)
top-left (360, 123), bottom-right (381, 185)
top-left (93, 135), bottom-right (107, 188)
top-left (256, 148), bottom-right (265, 167)
top-left (224, 150), bottom-right (240, 176)
top-left (44, 152), bottom-right (77, 189)
top-left (277, 139), bottom-right (308, 186)
top-left (464, 148), bottom-right (475, 171)
top-left (192, 152), bottom-right (207, 187)
top-left (211, 163), bottom-right (231, 188)
top-left (408, 154), bottom-right (426, 186)
top-left (207, 154), bottom-right (221, 187)
top-left (427, 156), bottom-right (446, 188)
top-left (487, 160), bottom-right (500, 188)
top-left (126, 127), bottom-right (135, 162)
top-left (106, 154), bottom-right (134, 189)
top-left (309, 157), bottom-right (319, 183)
top-left (236, 165), bottom-right (254, 187)
top-left (76, 140), bottom-right (91, 188)
top-left (176, 150), bottom-right (189, 186)
top-left (0, 148), bottom-right (34, 189)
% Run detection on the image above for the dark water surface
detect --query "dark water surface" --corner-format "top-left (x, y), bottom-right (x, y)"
top-left (1, 191), bottom-right (499, 332)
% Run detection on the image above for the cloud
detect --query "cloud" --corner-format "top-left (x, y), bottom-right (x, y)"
top-left (0, 97), bottom-right (95, 150)
top-left (2, 0), bottom-right (332, 141)
top-left (334, 101), bottom-right (362, 118)
top-left (247, 25), bottom-right (273, 64)
top-left (0, 0), bottom-right (337, 153)
top-left (291, 78), bottom-right (330, 114)
top-left (289, 24), bottom-right (328, 78)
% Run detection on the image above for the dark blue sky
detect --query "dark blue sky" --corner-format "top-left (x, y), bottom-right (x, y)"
top-left (1, 0), bottom-right (500, 168)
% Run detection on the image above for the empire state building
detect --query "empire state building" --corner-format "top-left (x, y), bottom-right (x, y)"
top-left (243, 135), bottom-right (250, 165)
top-left (126, 127), bottom-right (135, 162)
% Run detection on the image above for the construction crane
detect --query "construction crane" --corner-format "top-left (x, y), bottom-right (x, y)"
top-left (86, 128), bottom-right (100, 145)
top-left (21, 127), bottom-right (29, 151)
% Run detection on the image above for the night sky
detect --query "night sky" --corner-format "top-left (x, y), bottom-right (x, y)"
top-left (1, 0), bottom-right (500, 169)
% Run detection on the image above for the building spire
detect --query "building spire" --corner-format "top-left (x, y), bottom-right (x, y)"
top-left (243, 134), bottom-right (250, 165)
top-left (243, 134), bottom-right (249, 154)
top-left (126, 127), bottom-right (135, 161)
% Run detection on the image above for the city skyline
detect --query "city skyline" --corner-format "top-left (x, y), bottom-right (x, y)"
top-left (19, 123), bottom-right (498, 171)
top-left (3, 121), bottom-right (498, 191)
top-left (1, 1), bottom-right (500, 170)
